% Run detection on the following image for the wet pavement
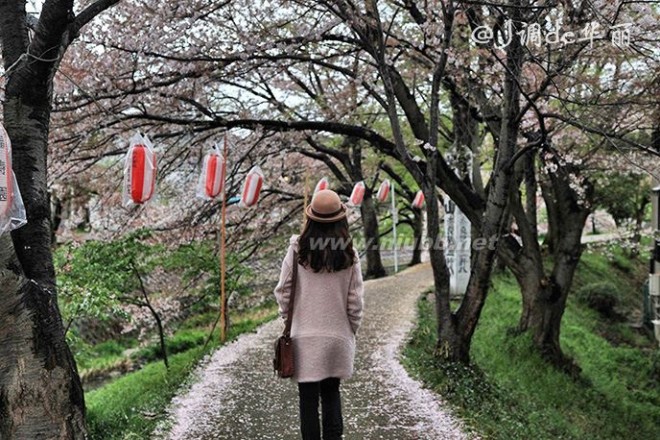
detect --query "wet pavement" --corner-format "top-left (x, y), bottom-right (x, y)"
top-left (153, 263), bottom-right (468, 440)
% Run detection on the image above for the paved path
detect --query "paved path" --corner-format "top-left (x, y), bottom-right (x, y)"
top-left (153, 263), bottom-right (468, 440)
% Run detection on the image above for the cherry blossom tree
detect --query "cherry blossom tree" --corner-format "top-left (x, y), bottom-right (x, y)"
top-left (488, 1), bottom-right (660, 369)
top-left (49, 0), bottom-right (524, 363)
top-left (50, 0), bottom-right (659, 368)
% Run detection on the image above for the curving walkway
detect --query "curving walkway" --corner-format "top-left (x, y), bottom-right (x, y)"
top-left (152, 263), bottom-right (469, 440)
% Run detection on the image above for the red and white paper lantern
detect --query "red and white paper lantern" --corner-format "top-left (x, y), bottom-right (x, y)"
top-left (349, 181), bottom-right (365, 207)
top-left (198, 150), bottom-right (226, 199)
top-left (0, 123), bottom-right (27, 234)
top-left (376, 179), bottom-right (390, 203)
top-left (412, 190), bottom-right (425, 209)
top-left (314, 177), bottom-right (329, 194)
top-left (0, 124), bottom-right (13, 217)
top-left (124, 134), bottom-right (157, 206)
top-left (239, 165), bottom-right (264, 208)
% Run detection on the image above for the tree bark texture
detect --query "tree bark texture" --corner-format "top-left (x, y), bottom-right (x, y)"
top-left (0, 235), bottom-right (85, 439)
top-left (529, 165), bottom-right (591, 368)
top-left (500, 149), bottom-right (591, 371)
top-left (445, 0), bottom-right (524, 362)
top-left (0, 0), bottom-right (120, 437)
top-left (359, 0), bottom-right (523, 363)
top-left (1, 64), bottom-right (87, 440)
top-left (409, 208), bottom-right (423, 266)
top-left (360, 193), bottom-right (387, 279)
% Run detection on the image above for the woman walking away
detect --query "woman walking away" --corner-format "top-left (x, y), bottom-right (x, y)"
top-left (274, 189), bottom-right (364, 440)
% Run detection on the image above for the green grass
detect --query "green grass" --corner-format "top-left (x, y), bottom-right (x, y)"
top-left (85, 302), bottom-right (278, 439)
top-left (77, 340), bottom-right (131, 371)
top-left (402, 249), bottom-right (660, 440)
top-left (131, 329), bottom-right (208, 364)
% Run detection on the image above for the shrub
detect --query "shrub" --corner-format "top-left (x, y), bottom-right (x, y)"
top-left (576, 282), bottom-right (620, 318)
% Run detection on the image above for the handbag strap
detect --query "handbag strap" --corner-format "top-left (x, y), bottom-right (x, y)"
top-left (283, 251), bottom-right (298, 338)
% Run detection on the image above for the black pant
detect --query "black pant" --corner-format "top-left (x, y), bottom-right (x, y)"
top-left (298, 377), bottom-right (343, 440)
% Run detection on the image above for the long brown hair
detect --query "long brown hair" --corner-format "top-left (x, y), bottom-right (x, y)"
top-left (297, 217), bottom-right (355, 272)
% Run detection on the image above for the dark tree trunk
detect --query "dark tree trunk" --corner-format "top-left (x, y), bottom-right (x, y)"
top-left (360, 193), bottom-right (387, 279)
top-left (409, 208), bottom-right (423, 266)
top-left (629, 199), bottom-right (649, 258)
top-left (132, 262), bottom-right (169, 369)
top-left (348, 141), bottom-right (386, 279)
top-left (360, 0), bottom-right (521, 364)
top-left (532, 174), bottom-right (590, 370)
top-left (501, 148), bottom-right (591, 372)
top-left (0, 237), bottom-right (86, 438)
top-left (427, 188), bottom-right (471, 362)
top-left (0, 0), bottom-right (120, 436)
top-left (1, 87), bottom-right (87, 439)
top-left (448, 4), bottom-right (524, 361)
top-left (421, 173), bottom-right (466, 361)
top-left (514, 235), bottom-right (585, 373)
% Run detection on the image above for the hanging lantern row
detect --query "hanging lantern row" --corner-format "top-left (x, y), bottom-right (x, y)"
top-left (123, 133), bottom-right (157, 206)
top-left (120, 133), bottom-right (430, 212)
top-left (314, 177), bottom-right (329, 194)
top-left (376, 179), bottom-right (390, 203)
top-left (412, 190), bottom-right (425, 209)
top-left (122, 134), bottom-right (264, 209)
top-left (349, 180), bottom-right (365, 207)
top-left (313, 176), bottom-right (423, 209)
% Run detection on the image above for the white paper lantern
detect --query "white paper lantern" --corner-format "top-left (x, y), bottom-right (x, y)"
top-left (349, 181), bottom-right (365, 207)
top-left (412, 190), bottom-right (425, 209)
top-left (199, 151), bottom-right (226, 199)
top-left (124, 134), bottom-right (157, 205)
top-left (239, 165), bottom-right (264, 208)
top-left (0, 125), bottom-right (13, 217)
top-left (314, 177), bottom-right (329, 194)
top-left (376, 179), bottom-right (390, 203)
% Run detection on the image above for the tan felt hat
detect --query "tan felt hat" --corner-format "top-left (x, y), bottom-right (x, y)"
top-left (305, 189), bottom-right (348, 223)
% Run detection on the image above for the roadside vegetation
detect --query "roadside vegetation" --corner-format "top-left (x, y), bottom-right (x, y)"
top-left (402, 242), bottom-right (659, 440)
top-left (54, 231), bottom-right (278, 439)
top-left (85, 303), bottom-right (277, 439)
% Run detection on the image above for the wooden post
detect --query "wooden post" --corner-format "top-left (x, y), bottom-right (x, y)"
top-left (220, 135), bottom-right (229, 343)
top-left (303, 169), bottom-right (310, 227)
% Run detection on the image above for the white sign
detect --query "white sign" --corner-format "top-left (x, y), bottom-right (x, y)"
top-left (444, 200), bottom-right (470, 297)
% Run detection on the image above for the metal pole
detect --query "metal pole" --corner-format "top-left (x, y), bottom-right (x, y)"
top-left (652, 183), bottom-right (659, 232)
top-left (220, 135), bottom-right (228, 343)
top-left (392, 182), bottom-right (398, 273)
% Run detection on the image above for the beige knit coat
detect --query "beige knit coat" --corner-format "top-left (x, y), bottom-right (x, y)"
top-left (273, 235), bottom-right (364, 383)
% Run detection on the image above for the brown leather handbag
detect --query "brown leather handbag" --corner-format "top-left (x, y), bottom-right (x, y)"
top-left (273, 252), bottom-right (299, 378)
